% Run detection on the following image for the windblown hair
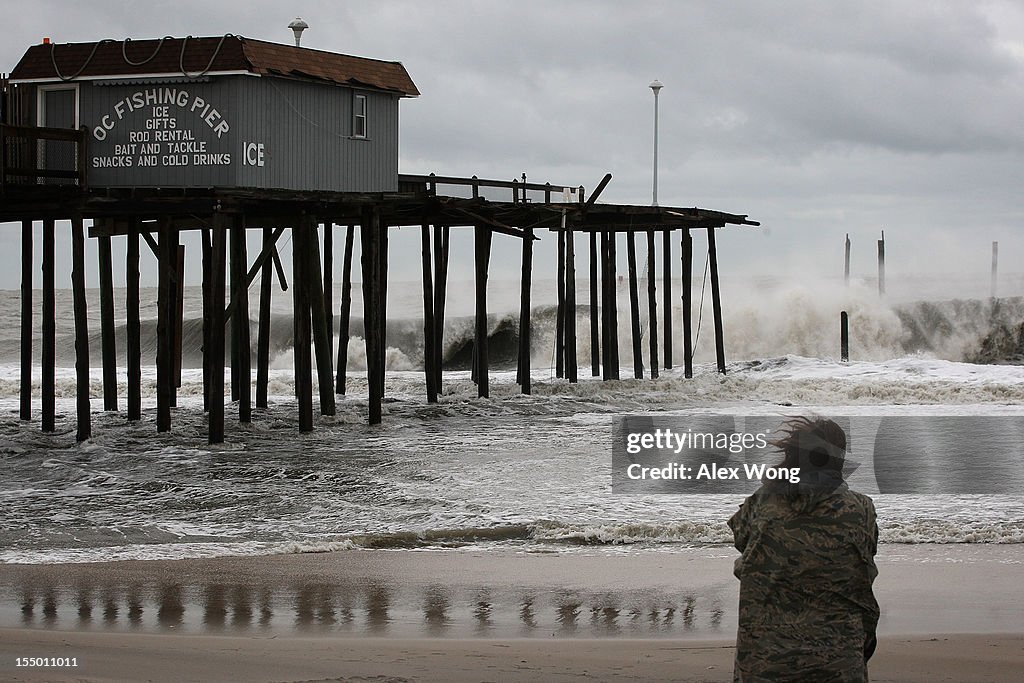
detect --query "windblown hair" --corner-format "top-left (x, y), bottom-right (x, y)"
top-left (765, 415), bottom-right (848, 504)
top-left (771, 415), bottom-right (847, 470)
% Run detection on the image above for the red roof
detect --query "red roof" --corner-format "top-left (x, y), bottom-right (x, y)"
top-left (9, 35), bottom-right (419, 97)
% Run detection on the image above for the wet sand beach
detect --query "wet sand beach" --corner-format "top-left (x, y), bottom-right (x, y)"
top-left (1, 545), bottom-right (1021, 681)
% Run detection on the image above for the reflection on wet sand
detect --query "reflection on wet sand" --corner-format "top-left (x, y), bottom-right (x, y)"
top-left (4, 576), bottom-right (732, 638)
top-left (365, 584), bottom-right (390, 634)
top-left (423, 584), bottom-right (451, 636)
top-left (157, 583), bottom-right (184, 628)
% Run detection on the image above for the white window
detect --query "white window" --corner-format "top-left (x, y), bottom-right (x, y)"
top-left (353, 94), bottom-right (367, 138)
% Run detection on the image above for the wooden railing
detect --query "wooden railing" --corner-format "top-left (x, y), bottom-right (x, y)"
top-left (0, 123), bottom-right (87, 192)
top-left (399, 172), bottom-right (583, 204)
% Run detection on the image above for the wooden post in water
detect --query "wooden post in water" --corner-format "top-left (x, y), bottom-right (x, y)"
top-left (127, 219), bottom-right (142, 420)
top-left (304, 219), bottom-right (337, 417)
top-left (646, 229), bottom-right (660, 380)
top-left (335, 225), bottom-right (355, 395)
top-left (97, 235), bottom-right (117, 411)
top-left (201, 227), bottom-right (212, 413)
top-left (229, 225), bottom-right (240, 404)
top-left (844, 233), bottom-right (851, 286)
top-left (208, 215), bottom-right (227, 444)
top-left (707, 226), bottom-right (726, 374)
top-left (840, 311), bottom-right (849, 362)
top-left (420, 224), bottom-right (437, 403)
top-left (555, 230), bottom-right (565, 379)
top-left (256, 227), bottom-right (273, 409)
top-left (663, 229), bottom-right (672, 369)
top-left (565, 229), bottom-right (577, 383)
top-left (589, 231), bottom-right (600, 377)
top-left (600, 230), bottom-right (610, 380)
top-left (627, 231), bottom-right (643, 379)
top-left (609, 231), bottom-right (620, 380)
top-left (323, 223), bottom-right (334, 354)
top-left (19, 220), bottom-right (32, 421)
top-left (41, 218), bottom-right (55, 432)
top-left (518, 227), bottom-right (533, 394)
top-left (156, 219), bottom-right (176, 432)
top-left (433, 226), bottom-right (450, 394)
top-left (361, 208), bottom-right (383, 424)
top-left (71, 217), bottom-right (91, 442)
top-left (991, 241), bottom-right (998, 299)
top-left (474, 225), bottom-right (492, 398)
top-left (378, 220), bottom-right (389, 400)
top-left (681, 229), bottom-right (693, 379)
top-left (231, 218), bottom-right (251, 423)
top-left (877, 230), bottom-right (885, 296)
top-left (173, 245), bottom-right (185, 395)
top-left (292, 219), bottom-right (314, 432)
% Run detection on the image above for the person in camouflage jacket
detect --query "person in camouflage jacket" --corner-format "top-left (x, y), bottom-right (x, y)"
top-left (728, 416), bottom-right (880, 682)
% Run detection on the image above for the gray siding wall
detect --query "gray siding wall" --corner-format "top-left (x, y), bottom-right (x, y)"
top-left (69, 75), bottom-right (399, 192)
top-left (236, 78), bottom-right (399, 193)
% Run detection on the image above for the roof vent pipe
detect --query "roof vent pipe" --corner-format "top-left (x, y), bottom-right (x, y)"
top-left (288, 17), bottom-right (308, 47)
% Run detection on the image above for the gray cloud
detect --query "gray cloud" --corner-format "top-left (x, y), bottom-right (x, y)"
top-left (2, 0), bottom-right (1023, 290)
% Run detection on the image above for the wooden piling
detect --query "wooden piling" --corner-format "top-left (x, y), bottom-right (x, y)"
top-left (323, 223), bottom-right (334, 353)
top-left (608, 231), bottom-right (620, 380)
top-left (200, 227), bottom-right (212, 413)
top-left (229, 223), bottom-right (240, 404)
top-left (127, 219), bottom-right (142, 420)
top-left (600, 230), bottom-right (611, 381)
top-left (378, 220), bottom-right (389, 400)
top-left (589, 231), bottom-right (599, 377)
top-left (555, 230), bottom-right (565, 379)
top-left (156, 219), bottom-right (176, 432)
top-left (231, 218), bottom-right (251, 423)
top-left (877, 230), bottom-right (885, 296)
top-left (173, 244), bottom-right (185, 395)
top-left (256, 226), bottom-right (273, 409)
top-left (681, 229), bottom-right (693, 379)
top-left (208, 215), bottom-right (227, 444)
top-left (19, 220), bottom-right (31, 421)
top-left (41, 218), bottom-right (55, 432)
top-left (627, 231), bottom-right (643, 379)
top-left (518, 227), bottom-right (533, 394)
top-left (840, 311), bottom-right (849, 362)
top-left (707, 226), bottom-right (726, 374)
top-left (360, 208), bottom-right (383, 425)
top-left (71, 217), bottom-right (90, 442)
top-left (662, 229), bottom-right (672, 369)
top-left (304, 219), bottom-right (337, 417)
top-left (97, 235), bottom-right (117, 411)
top-left (433, 226), bottom-right (449, 394)
top-left (292, 219), bottom-right (314, 432)
top-left (335, 225), bottom-right (355, 395)
top-left (474, 225), bottom-right (492, 398)
top-left (420, 224), bottom-right (437, 403)
top-left (565, 229), bottom-right (577, 383)
top-left (646, 229), bottom-right (659, 380)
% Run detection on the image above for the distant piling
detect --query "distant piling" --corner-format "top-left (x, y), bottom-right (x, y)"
top-left (844, 233), bottom-right (851, 287)
top-left (840, 311), bottom-right (849, 362)
top-left (877, 230), bottom-right (885, 296)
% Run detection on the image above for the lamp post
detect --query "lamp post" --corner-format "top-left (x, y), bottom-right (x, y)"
top-left (649, 80), bottom-right (663, 206)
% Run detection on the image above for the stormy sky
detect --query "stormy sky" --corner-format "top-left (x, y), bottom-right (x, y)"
top-left (1, 0), bottom-right (1022, 292)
